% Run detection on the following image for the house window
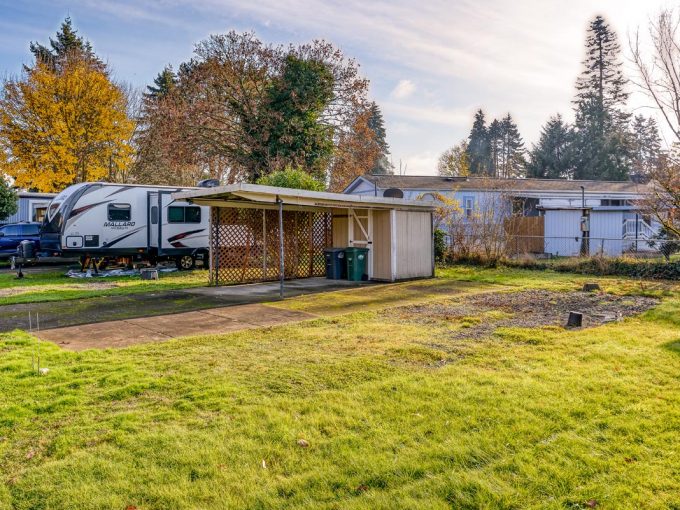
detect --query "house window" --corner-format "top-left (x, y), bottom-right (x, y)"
top-left (108, 203), bottom-right (131, 221)
top-left (168, 206), bottom-right (201, 223)
top-left (32, 206), bottom-right (47, 222)
top-left (463, 196), bottom-right (474, 218)
top-left (601, 199), bottom-right (627, 207)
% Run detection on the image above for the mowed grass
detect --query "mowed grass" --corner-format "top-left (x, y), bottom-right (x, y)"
top-left (0, 269), bottom-right (207, 305)
top-left (0, 267), bottom-right (679, 509)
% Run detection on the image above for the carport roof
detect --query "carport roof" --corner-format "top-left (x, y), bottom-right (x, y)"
top-left (173, 183), bottom-right (435, 211)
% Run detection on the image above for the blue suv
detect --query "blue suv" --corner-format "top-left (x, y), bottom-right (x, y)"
top-left (0, 223), bottom-right (41, 258)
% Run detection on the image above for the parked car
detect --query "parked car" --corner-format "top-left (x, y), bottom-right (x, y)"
top-left (0, 222), bottom-right (41, 258)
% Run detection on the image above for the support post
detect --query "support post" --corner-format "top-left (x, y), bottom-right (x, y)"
top-left (277, 197), bottom-right (284, 299)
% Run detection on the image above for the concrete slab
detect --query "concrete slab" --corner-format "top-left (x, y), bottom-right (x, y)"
top-left (36, 303), bottom-right (319, 351)
top-left (38, 321), bottom-right (170, 350)
top-left (204, 304), bottom-right (315, 326)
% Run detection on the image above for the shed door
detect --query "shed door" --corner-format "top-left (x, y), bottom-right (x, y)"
top-left (348, 208), bottom-right (373, 278)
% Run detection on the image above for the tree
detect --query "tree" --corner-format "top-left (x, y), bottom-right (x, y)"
top-left (630, 115), bottom-right (662, 180)
top-left (256, 166), bottom-right (325, 191)
top-left (145, 66), bottom-right (177, 98)
top-left (0, 178), bottom-right (17, 222)
top-left (366, 102), bottom-right (393, 174)
top-left (0, 56), bottom-right (135, 192)
top-left (29, 17), bottom-right (104, 72)
top-left (572, 15), bottom-right (631, 181)
top-left (498, 114), bottom-right (525, 178)
top-left (487, 119), bottom-right (502, 177)
top-left (328, 107), bottom-right (381, 191)
top-left (265, 54), bottom-right (335, 179)
top-left (467, 109), bottom-right (490, 175)
top-left (134, 32), bottom-right (369, 185)
top-left (437, 140), bottom-right (470, 177)
top-left (631, 9), bottom-right (680, 143)
top-left (526, 115), bottom-right (574, 179)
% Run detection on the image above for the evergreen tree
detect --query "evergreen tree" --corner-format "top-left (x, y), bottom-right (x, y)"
top-left (499, 113), bottom-right (525, 178)
top-left (630, 114), bottom-right (662, 179)
top-left (526, 114), bottom-right (574, 179)
top-left (0, 178), bottom-right (17, 222)
top-left (466, 109), bottom-right (490, 175)
top-left (366, 102), bottom-right (393, 174)
top-left (146, 66), bottom-right (177, 98)
top-left (487, 119), bottom-right (502, 177)
top-left (572, 15), bottom-right (631, 180)
top-left (29, 17), bottom-right (104, 71)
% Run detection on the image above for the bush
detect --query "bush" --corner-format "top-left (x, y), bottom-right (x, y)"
top-left (256, 167), bottom-right (325, 191)
top-left (502, 255), bottom-right (680, 280)
top-left (433, 229), bottom-right (447, 262)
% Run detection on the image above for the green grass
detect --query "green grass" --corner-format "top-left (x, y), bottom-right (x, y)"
top-left (0, 269), bottom-right (207, 305)
top-left (1, 267), bottom-right (679, 509)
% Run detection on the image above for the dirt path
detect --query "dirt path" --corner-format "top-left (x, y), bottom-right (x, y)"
top-left (36, 304), bottom-right (316, 350)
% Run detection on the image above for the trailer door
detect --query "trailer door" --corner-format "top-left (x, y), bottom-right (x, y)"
top-left (148, 191), bottom-right (160, 250)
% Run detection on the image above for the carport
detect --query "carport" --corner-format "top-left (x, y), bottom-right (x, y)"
top-left (173, 184), bottom-right (435, 294)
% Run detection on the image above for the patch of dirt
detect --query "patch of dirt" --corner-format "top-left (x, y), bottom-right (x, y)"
top-left (384, 290), bottom-right (659, 341)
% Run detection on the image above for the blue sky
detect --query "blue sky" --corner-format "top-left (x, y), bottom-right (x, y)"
top-left (0, 0), bottom-right (672, 174)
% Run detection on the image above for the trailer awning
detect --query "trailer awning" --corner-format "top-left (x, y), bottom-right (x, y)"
top-left (173, 183), bottom-right (435, 212)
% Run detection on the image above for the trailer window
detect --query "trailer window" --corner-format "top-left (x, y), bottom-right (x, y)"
top-left (108, 203), bottom-right (131, 221)
top-left (168, 206), bottom-right (201, 223)
top-left (150, 206), bottom-right (159, 224)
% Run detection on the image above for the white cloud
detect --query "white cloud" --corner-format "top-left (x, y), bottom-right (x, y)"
top-left (390, 79), bottom-right (416, 99)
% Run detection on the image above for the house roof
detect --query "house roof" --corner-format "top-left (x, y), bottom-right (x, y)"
top-left (348, 175), bottom-right (650, 195)
top-left (173, 183), bottom-right (435, 211)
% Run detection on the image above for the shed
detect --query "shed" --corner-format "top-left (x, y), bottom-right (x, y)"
top-left (173, 184), bottom-right (435, 289)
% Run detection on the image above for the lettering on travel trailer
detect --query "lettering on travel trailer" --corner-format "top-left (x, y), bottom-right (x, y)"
top-left (40, 182), bottom-right (210, 269)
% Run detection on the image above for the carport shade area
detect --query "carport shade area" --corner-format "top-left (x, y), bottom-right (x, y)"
top-left (173, 184), bottom-right (436, 288)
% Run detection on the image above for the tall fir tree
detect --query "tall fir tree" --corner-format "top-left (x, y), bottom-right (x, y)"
top-left (499, 113), bottom-right (525, 178)
top-left (572, 15), bottom-right (631, 181)
top-left (366, 102), bottom-right (393, 174)
top-left (146, 66), bottom-right (177, 98)
top-left (630, 114), bottom-right (662, 179)
top-left (526, 114), bottom-right (574, 179)
top-left (29, 17), bottom-right (104, 72)
top-left (487, 119), bottom-right (502, 177)
top-left (466, 109), bottom-right (490, 175)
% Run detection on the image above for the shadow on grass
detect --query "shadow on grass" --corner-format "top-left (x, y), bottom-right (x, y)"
top-left (662, 339), bottom-right (680, 355)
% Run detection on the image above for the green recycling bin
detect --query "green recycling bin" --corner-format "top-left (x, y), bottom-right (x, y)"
top-left (344, 247), bottom-right (369, 281)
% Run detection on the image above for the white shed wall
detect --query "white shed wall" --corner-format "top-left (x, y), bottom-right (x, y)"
top-left (590, 210), bottom-right (624, 256)
top-left (544, 210), bottom-right (582, 256)
top-left (394, 210), bottom-right (433, 279)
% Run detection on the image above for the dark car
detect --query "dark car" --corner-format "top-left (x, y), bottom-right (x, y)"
top-left (0, 222), bottom-right (41, 258)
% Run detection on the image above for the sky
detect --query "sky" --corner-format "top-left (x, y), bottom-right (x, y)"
top-left (0, 0), bottom-right (674, 175)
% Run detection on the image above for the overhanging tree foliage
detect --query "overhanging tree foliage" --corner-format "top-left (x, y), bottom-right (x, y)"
top-left (0, 178), bottom-right (17, 222)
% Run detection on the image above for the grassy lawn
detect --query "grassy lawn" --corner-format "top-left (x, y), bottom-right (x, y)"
top-left (1, 267), bottom-right (679, 509)
top-left (0, 269), bottom-right (207, 305)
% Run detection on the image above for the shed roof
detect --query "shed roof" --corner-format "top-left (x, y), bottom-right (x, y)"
top-left (349, 175), bottom-right (650, 195)
top-left (173, 183), bottom-right (435, 211)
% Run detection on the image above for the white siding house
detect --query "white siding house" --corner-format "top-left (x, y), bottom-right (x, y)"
top-left (1, 192), bottom-right (56, 225)
top-left (344, 175), bottom-right (658, 257)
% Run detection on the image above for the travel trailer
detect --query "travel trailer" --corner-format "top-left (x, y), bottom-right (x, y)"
top-left (40, 182), bottom-right (211, 270)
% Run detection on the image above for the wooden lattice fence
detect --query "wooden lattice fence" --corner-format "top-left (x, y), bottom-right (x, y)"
top-left (210, 207), bottom-right (332, 285)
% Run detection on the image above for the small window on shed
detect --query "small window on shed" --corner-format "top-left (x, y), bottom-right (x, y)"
top-left (108, 203), bottom-right (131, 221)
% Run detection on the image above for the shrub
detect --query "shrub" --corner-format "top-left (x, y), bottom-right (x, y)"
top-left (256, 167), bottom-right (325, 191)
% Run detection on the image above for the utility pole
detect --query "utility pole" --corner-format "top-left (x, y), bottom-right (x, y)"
top-left (580, 185), bottom-right (590, 256)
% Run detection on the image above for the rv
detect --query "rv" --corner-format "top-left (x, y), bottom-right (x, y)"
top-left (40, 182), bottom-right (211, 270)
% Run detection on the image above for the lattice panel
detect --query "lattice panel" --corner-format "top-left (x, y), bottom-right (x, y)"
top-left (210, 207), bottom-right (332, 286)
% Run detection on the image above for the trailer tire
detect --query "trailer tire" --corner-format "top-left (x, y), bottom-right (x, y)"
top-left (176, 254), bottom-right (196, 270)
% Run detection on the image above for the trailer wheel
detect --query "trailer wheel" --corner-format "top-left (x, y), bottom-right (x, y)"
top-left (176, 254), bottom-right (195, 270)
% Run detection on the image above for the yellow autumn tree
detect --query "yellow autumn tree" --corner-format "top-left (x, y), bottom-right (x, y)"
top-left (0, 55), bottom-right (135, 192)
